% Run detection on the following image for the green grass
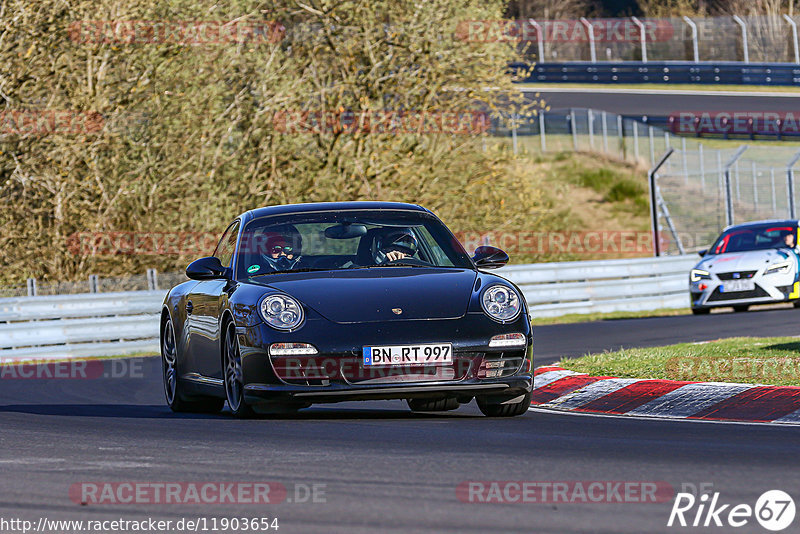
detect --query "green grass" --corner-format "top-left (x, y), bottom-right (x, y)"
top-left (533, 307), bottom-right (691, 326)
top-left (521, 82), bottom-right (800, 94)
top-left (557, 336), bottom-right (800, 386)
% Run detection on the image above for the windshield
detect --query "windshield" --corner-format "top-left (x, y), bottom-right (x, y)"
top-left (235, 210), bottom-right (473, 278)
top-left (708, 223), bottom-right (797, 255)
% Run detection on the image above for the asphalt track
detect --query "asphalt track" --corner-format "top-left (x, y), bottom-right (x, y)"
top-left (2, 308), bottom-right (800, 533)
top-left (523, 86), bottom-right (800, 116)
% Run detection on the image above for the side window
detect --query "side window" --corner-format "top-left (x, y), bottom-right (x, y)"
top-left (213, 221), bottom-right (240, 268)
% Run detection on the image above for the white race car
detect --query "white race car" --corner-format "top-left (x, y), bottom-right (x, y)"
top-left (690, 220), bottom-right (800, 314)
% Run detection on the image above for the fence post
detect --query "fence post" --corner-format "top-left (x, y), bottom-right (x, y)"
top-left (631, 17), bottom-right (647, 62)
top-left (528, 18), bottom-right (545, 62)
top-left (648, 125), bottom-right (655, 165)
top-left (569, 109), bottom-right (578, 151)
top-left (733, 15), bottom-right (749, 64)
top-left (683, 16), bottom-right (699, 62)
top-left (681, 137), bottom-right (688, 184)
top-left (511, 113), bottom-right (518, 155)
top-left (724, 145), bottom-right (749, 227)
top-left (580, 17), bottom-right (597, 63)
top-left (89, 274), bottom-right (99, 293)
top-left (539, 112), bottom-right (546, 152)
top-left (784, 14), bottom-right (800, 64)
top-left (26, 278), bottom-right (37, 297)
top-left (588, 109), bottom-right (594, 149)
top-left (633, 121), bottom-right (639, 162)
top-left (648, 148), bottom-right (676, 257)
top-left (617, 114), bottom-right (624, 159)
top-left (786, 149), bottom-right (800, 218)
top-left (147, 268), bottom-right (159, 291)
top-left (752, 161), bottom-right (758, 210)
top-left (771, 167), bottom-right (777, 214)
top-left (699, 144), bottom-right (705, 192)
top-left (601, 111), bottom-right (609, 153)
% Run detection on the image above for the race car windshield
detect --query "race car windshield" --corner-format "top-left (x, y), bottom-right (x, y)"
top-left (708, 224), bottom-right (796, 255)
top-left (236, 210), bottom-right (473, 277)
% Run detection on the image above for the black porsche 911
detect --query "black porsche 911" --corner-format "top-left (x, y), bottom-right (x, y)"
top-left (160, 201), bottom-right (533, 417)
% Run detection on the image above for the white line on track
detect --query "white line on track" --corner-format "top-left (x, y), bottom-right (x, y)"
top-left (519, 86), bottom-right (800, 98)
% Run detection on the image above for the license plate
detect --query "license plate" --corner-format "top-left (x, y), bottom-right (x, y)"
top-left (363, 343), bottom-right (452, 366)
top-left (722, 279), bottom-right (754, 292)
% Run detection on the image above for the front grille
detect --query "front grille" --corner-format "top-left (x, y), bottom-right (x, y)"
top-left (716, 271), bottom-right (757, 280)
top-left (270, 351), bottom-right (480, 386)
top-left (706, 284), bottom-right (769, 302)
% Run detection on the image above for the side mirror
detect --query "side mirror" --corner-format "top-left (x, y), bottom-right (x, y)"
top-left (698, 249), bottom-right (707, 257)
top-left (186, 256), bottom-right (227, 280)
top-left (472, 246), bottom-right (509, 269)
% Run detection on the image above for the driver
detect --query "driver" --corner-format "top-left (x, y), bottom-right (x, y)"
top-left (372, 228), bottom-right (418, 264)
top-left (256, 225), bottom-right (303, 272)
top-left (783, 230), bottom-right (796, 249)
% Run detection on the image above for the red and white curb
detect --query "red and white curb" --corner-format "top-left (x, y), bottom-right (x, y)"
top-left (530, 366), bottom-right (800, 424)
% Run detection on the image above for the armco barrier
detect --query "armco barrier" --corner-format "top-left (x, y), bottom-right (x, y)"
top-left (499, 255), bottom-right (696, 317)
top-left (516, 61), bottom-right (800, 86)
top-left (0, 256), bottom-right (696, 360)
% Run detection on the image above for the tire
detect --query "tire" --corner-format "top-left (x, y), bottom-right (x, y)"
top-left (733, 305), bottom-right (749, 313)
top-left (793, 300), bottom-right (800, 309)
top-left (476, 391), bottom-right (532, 417)
top-left (407, 397), bottom-right (459, 412)
top-left (161, 317), bottom-right (224, 413)
top-left (691, 308), bottom-right (710, 315)
top-left (223, 321), bottom-right (256, 418)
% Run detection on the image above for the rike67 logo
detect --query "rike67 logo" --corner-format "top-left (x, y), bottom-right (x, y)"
top-left (668, 490), bottom-right (795, 531)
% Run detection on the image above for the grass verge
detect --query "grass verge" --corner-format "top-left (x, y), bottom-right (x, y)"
top-left (533, 307), bottom-right (690, 326)
top-left (557, 336), bottom-right (800, 386)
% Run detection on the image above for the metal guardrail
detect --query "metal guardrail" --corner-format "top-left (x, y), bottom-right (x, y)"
top-left (0, 256), bottom-right (698, 360)
top-left (499, 255), bottom-right (696, 317)
top-left (518, 61), bottom-right (800, 86)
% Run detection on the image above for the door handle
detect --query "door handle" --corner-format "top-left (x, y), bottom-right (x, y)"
top-left (186, 300), bottom-right (193, 315)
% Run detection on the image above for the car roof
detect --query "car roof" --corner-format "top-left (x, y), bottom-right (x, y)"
top-left (241, 201), bottom-right (430, 222)
top-left (722, 219), bottom-right (798, 231)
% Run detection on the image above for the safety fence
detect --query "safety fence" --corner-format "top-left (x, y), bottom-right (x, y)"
top-left (522, 61), bottom-right (800, 86)
top-left (0, 255), bottom-right (699, 361)
top-left (505, 15), bottom-right (800, 64)
top-left (492, 107), bottom-right (800, 256)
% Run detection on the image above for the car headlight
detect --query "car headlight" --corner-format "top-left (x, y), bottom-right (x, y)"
top-left (481, 284), bottom-right (522, 323)
top-left (690, 269), bottom-right (711, 282)
top-left (765, 261), bottom-right (793, 275)
top-left (260, 294), bottom-right (304, 331)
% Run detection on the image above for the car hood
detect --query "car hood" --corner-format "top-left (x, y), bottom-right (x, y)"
top-left (696, 248), bottom-right (796, 273)
top-left (253, 267), bottom-right (477, 323)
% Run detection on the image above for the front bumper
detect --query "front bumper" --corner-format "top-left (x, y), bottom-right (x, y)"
top-left (237, 312), bottom-right (533, 404)
top-left (690, 272), bottom-right (799, 309)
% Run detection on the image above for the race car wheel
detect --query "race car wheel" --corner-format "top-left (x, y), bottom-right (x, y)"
top-left (793, 301), bottom-right (800, 309)
top-left (407, 397), bottom-right (459, 412)
top-left (733, 305), bottom-right (749, 313)
top-left (476, 391), bottom-right (532, 417)
top-left (162, 317), bottom-right (224, 413)
top-left (223, 321), bottom-right (256, 418)
top-left (691, 308), bottom-right (710, 315)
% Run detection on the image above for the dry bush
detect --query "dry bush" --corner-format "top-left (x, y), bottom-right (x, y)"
top-left (0, 0), bottom-right (544, 284)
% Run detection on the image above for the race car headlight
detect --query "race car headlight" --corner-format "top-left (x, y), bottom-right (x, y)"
top-left (481, 284), bottom-right (522, 323)
top-left (690, 269), bottom-right (711, 282)
top-left (260, 294), bottom-right (304, 331)
top-left (765, 261), bottom-right (792, 275)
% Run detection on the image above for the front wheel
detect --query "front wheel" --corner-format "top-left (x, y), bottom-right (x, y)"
top-left (224, 321), bottom-right (256, 418)
top-left (476, 391), bottom-right (532, 417)
top-left (162, 317), bottom-right (223, 413)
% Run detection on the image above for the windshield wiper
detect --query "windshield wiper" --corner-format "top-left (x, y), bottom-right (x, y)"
top-left (249, 268), bottom-right (331, 277)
